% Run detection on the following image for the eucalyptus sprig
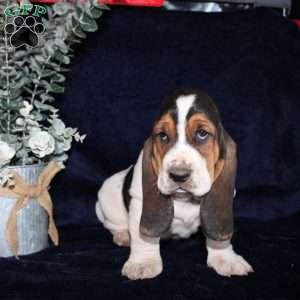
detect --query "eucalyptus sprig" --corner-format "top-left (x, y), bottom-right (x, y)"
top-left (0, 0), bottom-right (108, 175)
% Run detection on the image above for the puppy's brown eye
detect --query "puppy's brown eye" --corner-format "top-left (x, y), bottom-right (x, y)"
top-left (158, 132), bottom-right (169, 144)
top-left (195, 129), bottom-right (208, 143)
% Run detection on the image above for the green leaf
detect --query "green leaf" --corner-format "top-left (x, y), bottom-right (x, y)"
top-left (89, 7), bottom-right (103, 19)
top-left (35, 55), bottom-right (46, 63)
top-left (29, 57), bottom-right (42, 75)
top-left (67, 36), bottom-right (82, 44)
top-left (53, 2), bottom-right (70, 15)
top-left (52, 73), bottom-right (66, 83)
top-left (93, 1), bottom-right (110, 10)
top-left (58, 67), bottom-right (71, 72)
top-left (1, 99), bottom-right (23, 111)
top-left (55, 39), bottom-right (69, 54)
top-left (79, 15), bottom-right (98, 32)
top-left (54, 51), bottom-right (70, 65)
top-left (75, 6), bottom-right (82, 18)
top-left (41, 69), bottom-right (57, 78)
top-left (10, 88), bottom-right (22, 100)
top-left (49, 83), bottom-right (65, 94)
top-left (40, 80), bottom-right (51, 90)
top-left (40, 93), bottom-right (55, 102)
top-left (34, 101), bottom-right (56, 112)
top-left (72, 26), bottom-right (87, 39)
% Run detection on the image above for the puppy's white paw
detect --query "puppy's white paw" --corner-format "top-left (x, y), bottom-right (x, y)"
top-left (207, 246), bottom-right (254, 277)
top-left (121, 258), bottom-right (162, 280)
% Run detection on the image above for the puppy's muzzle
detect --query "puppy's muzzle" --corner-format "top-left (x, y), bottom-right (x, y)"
top-left (168, 166), bottom-right (191, 183)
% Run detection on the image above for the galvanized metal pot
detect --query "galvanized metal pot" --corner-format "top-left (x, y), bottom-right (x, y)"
top-left (0, 163), bottom-right (49, 257)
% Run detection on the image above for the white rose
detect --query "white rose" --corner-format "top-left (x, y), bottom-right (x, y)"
top-left (28, 131), bottom-right (55, 158)
top-left (0, 141), bottom-right (15, 167)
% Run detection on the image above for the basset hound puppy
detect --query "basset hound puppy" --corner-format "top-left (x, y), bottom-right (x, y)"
top-left (96, 89), bottom-right (254, 280)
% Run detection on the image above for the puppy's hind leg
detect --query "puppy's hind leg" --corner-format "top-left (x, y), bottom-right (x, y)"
top-left (96, 167), bottom-right (132, 247)
top-left (113, 230), bottom-right (130, 247)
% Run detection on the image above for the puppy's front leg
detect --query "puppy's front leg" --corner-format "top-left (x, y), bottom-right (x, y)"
top-left (122, 198), bottom-right (162, 280)
top-left (206, 239), bottom-right (254, 277)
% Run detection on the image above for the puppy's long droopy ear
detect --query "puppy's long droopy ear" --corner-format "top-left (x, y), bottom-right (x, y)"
top-left (200, 129), bottom-right (236, 243)
top-left (140, 138), bottom-right (174, 237)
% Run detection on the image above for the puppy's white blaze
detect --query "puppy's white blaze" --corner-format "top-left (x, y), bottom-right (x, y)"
top-left (176, 95), bottom-right (195, 144)
top-left (157, 94), bottom-right (212, 197)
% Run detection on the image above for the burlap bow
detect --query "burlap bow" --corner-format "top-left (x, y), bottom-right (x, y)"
top-left (0, 161), bottom-right (61, 256)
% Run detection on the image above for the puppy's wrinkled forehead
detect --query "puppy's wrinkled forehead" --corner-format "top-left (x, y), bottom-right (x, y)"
top-left (156, 89), bottom-right (220, 129)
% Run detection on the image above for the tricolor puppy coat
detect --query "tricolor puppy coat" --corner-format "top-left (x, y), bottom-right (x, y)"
top-left (96, 89), bottom-right (253, 280)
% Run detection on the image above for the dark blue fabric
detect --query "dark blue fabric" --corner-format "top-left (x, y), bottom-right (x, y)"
top-left (1, 217), bottom-right (299, 300)
top-left (1, 7), bottom-right (300, 300)
top-left (55, 6), bottom-right (300, 224)
top-left (291, 0), bottom-right (300, 17)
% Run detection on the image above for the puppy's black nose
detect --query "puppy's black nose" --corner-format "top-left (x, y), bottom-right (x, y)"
top-left (169, 167), bottom-right (191, 183)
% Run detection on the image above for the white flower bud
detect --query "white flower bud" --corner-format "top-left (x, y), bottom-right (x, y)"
top-left (28, 131), bottom-right (55, 158)
top-left (20, 101), bottom-right (33, 117)
top-left (0, 141), bottom-right (15, 167)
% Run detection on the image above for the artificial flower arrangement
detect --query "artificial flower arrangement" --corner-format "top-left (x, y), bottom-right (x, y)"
top-left (0, 0), bottom-right (108, 256)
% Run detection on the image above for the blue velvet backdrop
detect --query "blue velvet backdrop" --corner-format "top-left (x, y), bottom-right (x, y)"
top-left (54, 7), bottom-right (300, 225)
top-left (1, 7), bottom-right (300, 300)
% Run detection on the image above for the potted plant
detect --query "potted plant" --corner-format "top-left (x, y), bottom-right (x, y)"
top-left (0, 0), bottom-right (108, 257)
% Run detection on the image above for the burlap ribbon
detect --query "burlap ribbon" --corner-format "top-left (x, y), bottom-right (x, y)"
top-left (0, 161), bottom-right (61, 256)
